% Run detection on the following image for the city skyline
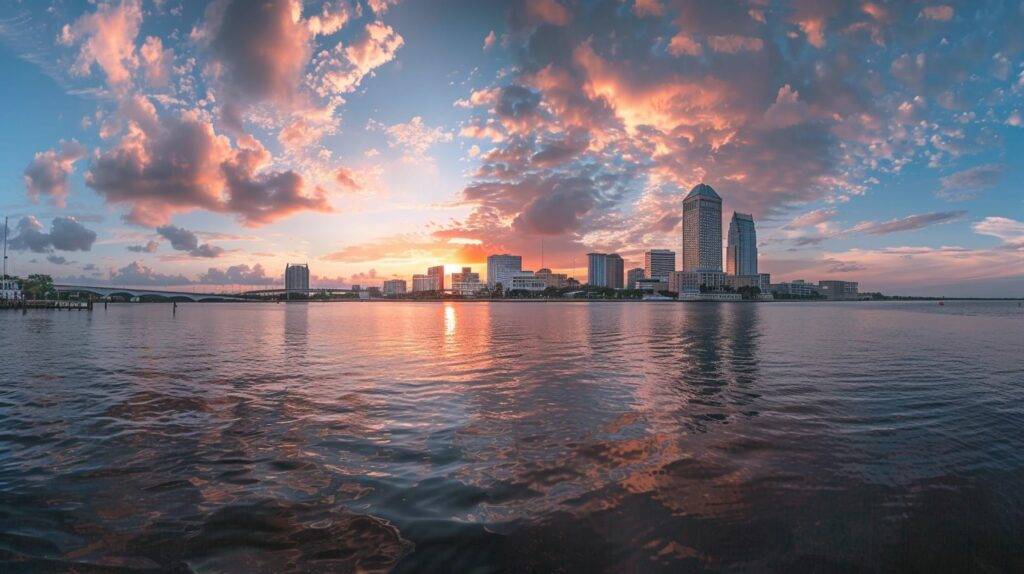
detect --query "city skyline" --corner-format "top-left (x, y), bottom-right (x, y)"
top-left (0, 1), bottom-right (1022, 297)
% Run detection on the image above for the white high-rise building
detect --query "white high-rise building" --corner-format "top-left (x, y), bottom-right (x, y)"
top-left (285, 263), bottom-right (309, 292)
top-left (727, 212), bottom-right (757, 276)
top-left (382, 279), bottom-right (407, 296)
top-left (487, 254), bottom-right (522, 289)
top-left (644, 249), bottom-right (675, 280)
top-left (681, 183), bottom-right (722, 272)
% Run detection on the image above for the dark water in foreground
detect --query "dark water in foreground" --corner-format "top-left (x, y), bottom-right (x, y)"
top-left (2, 301), bottom-right (1023, 572)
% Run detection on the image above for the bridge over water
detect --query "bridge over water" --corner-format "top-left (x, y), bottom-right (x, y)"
top-left (53, 285), bottom-right (356, 302)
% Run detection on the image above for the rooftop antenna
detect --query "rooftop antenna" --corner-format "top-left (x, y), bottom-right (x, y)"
top-left (3, 216), bottom-right (8, 280)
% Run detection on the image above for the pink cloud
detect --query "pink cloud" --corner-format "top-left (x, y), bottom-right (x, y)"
top-left (667, 33), bottom-right (702, 57)
top-left (525, 0), bottom-right (572, 27)
top-left (59, 0), bottom-right (142, 90)
top-left (23, 140), bottom-right (87, 207)
top-left (708, 35), bottom-right (764, 54)
top-left (86, 103), bottom-right (330, 227)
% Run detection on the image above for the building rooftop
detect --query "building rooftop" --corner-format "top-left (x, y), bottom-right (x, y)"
top-left (684, 183), bottom-right (721, 201)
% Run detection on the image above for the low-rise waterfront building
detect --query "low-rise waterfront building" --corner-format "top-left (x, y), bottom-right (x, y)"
top-left (818, 280), bottom-right (859, 300)
top-left (382, 279), bottom-right (406, 296)
top-left (635, 278), bottom-right (668, 292)
top-left (509, 271), bottom-right (547, 292)
top-left (451, 267), bottom-right (484, 296)
top-left (627, 267), bottom-right (645, 290)
top-left (770, 280), bottom-right (820, 297)
top-left (535, 268), bottom-right (570, 289)
top-left (725, 273), bottom-right (771, 292)
top-left (1, 278), bottom-right (21, 300)
top-left (672, 270), bottom-right (727, 294)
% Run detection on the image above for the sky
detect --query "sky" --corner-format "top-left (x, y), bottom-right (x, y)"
top-left (0, 0), bottom-right (1021, 296)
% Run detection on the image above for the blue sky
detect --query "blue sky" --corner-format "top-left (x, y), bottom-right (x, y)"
top-left (0, 0), bottom-right (1022, 295)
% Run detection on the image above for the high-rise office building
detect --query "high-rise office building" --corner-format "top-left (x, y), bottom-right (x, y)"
top-left (285, 263), bottom-right (309, 292)
top-left (587, 253), bottom-right (607, 287)
top-left (606, 254), bottom-right (624, 289)
top-left (487, 254), bottom-right (522, 289)
top-left (727, 212), bottom-right (757, 276)
top-left (411, 274), bottom-right (432, 292)
top-left (681, 183), bottom-right (722, 271)
top-left (382, 279), bottom-right (406, 296)
top-left (588, 253), bottom-right (624, 288)
top-left (644, 249), bottom-right (675, 280)
top-left (427, 265), bottom-right (445, 292)
top-left (627, 267), bottom-right (644, 289)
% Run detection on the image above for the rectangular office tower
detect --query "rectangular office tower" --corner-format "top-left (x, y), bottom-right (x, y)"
top-left (681, 183), bottom-right (723, 271)
top-left (726, 212), bottom-right (758, 276)
top-left (588, 253), bottom-right (624, 288)
top-left (587, 253), bottom-right (607, 287)
top-left (285, 263), bottom-right (309, 291)
top-left (427, 265), bottom-right (445, 292)
top-left (644, 249), bottom-right (675, 280)
top-left (487, 254), bottom-right (522, 289)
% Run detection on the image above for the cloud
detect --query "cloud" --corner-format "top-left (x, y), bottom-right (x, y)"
top-left (368, 0), bottom-right (401, 15)
top-left (335, 166), bottom-right (362, 190)
top-left (9, 216), bottom-right (97, 252)
top-left (139, 35), bottom-right (172, 88)
top-left (193, 0), bottom-right (312, 128)
top-left (483, 30), bottom-right (497, 50)
top-left (108, 261), bottom-right (190, 286)
top-left (221, 141), bottom-right (331, 226)
top-left (23, 140), bottom-right (87, 207)
top-left (379, 116), bottom-right (453, 158)
top-left (156, 225), bottom-right (224, 258)
top-left (521, 0), bottom-right (572, 27)
top-left (850, 211), bottom-right (965, 235)
top-left (785, 208), bottom-right (838, 229)
top-left (316, 21), bottom-right (404, 95)
top-left (921, 6), bottom-right (954, 22)
top-left (47, 255), bottom-right (71, 265)
top-left (762, 85), bottom-right (812, 129)
top-left (974, 217), bottom-right (1024, 248)
top-left (667, 33), bottom-right (702, 57)
top-left (633, 0), bottom-right (663, 18)
top-left (59, 0), bottom-right (142, 90)
top-left (198, 263), bottom-right (276, 285)
top-left (708, 35), bottom-right (763, 54)
top-left (86, 104), bottom-right (329, 227)
top-left (127, 240), bottom-right (159, 253)
top-left (937, 164), bottom-right (1004, 201)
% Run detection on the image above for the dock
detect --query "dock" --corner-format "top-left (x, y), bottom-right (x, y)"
top-left (1, 300), bottom-right (93, 311)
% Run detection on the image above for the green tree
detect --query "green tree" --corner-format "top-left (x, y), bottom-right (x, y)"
top-left (21, 274), bottom-right (55, 299)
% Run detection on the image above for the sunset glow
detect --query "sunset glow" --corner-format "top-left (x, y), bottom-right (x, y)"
top-left (1, 0), bottom-right (1022, 296)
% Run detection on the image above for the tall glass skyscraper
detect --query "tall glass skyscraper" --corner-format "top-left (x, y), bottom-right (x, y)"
top-left (681, 183), bottom-right (722, 271)
top-left (726, 212), bottom-right (758, 276)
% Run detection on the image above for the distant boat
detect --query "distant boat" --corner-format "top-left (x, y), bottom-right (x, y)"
top-left (939, 301), bottom-right (945, 306)
top-left (642, 294), bottom-right (673, 301)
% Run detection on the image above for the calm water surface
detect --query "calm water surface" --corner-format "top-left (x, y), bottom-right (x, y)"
top-left (2, 301), bottom-right (1023, 572)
